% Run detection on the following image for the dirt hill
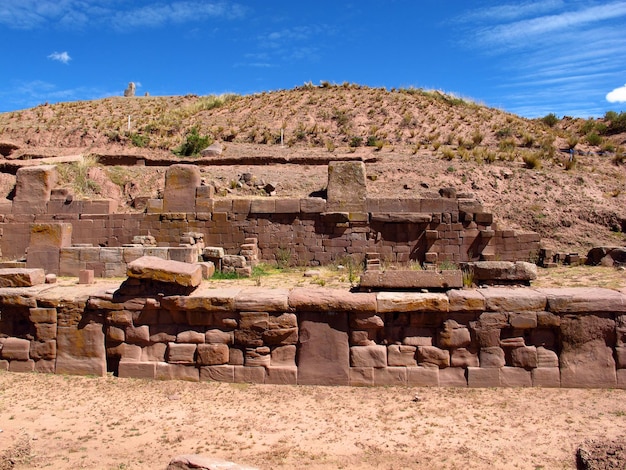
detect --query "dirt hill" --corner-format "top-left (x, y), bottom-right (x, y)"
top-left (0, 83), bottom-right (625, 254)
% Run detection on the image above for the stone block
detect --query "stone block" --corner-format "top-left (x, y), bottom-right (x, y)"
top-left (538, 287), bottom-right (626, 314)
top-left (9, 359), bottom-right (35, 373)
top-left (509, 312), bottom-right (537, 329)
top-left (167, 343), bottom-right (197, 364)
top-left (376, 292), bottom-right (449, 313)
top-left (387, 344), bottom-right (417, 366)
top-left (350, 367), bottom-right (374, 386)
top-left (560, 341), bottom-right (617, 388)
top-left (197, 343), bottom-right (229, 365)
top-left (438, 367), bottom-right (467, 387)
top-left (244, 348), bottom-right (270, 367)
top-left (536, 346), bottom-right (559, 368)
top-left (407, 367), bottom-right (440, 387)
top-left (297, 311), bottom-right (350, 386)
top-left (28, 307), bottom-right (57, 324)
top-left (34, 359), bottom-right (55, 373)
top-left (197, 261), bottom-right (215, 279)
top-left (417, 346), bottom-right (450, 368)
top-left (270, 345), bottom-right (296, 366)
top-left (468, 367), bottom-right (500, 387)
top-left (0, 268), bottom-right (45, 287)
top-left (156, 363), bottom-right (199, 382)
top-left (78, 269), bottom-right (94, 284)
top-left (141, 343), bottom-right (167, 362)
top-left (300, 197), bottom-right (326, 213)
top-left (234, 288), bottom-right (290, 312)
top-left (374, 367), bottom-right (407, 386)
top-left (480, 347), bottom-right (505, 368)
top-left (480, 287), bottom-right (546, 312)
top-left (126, 325), bottom-right (151, 345)
top-left (30, 340), bottom-right (56, 360)
top-left (289, 288), bottom-right (377, 314)
top-left (205, 330), bottom-right (234, 345)
top-left (360, 270), bottom-right (462, 291)
top-left (127, 256), bottom-right (202, 288)
top-left (163, 164), bottom-right (201, 212)
top-left (176, 330), bottom-right (205, 344)
top-left (510, 346), bottom-right (538, 369)
top-left (250, 199), bottom-right (276, 214)
top-left (0, 360), bottom-right (7, 371)
top-left (438, 320), bottom-right (471, 349)
top-left (266, 366), bottom-right (298, 384)
top-left (169, 247), bottom-right (199, 264)
top-left (500, 367), bottom-right (532, 387)
top-left (350, 345), bottom-right (387, 368)
top-left (14, 165), bottom-right (57, 204)
top-left (200, 365), bottom-right (235, 383)
top-left (447, 289), bottom-right (485, 312)
top-left (326, 161), bottom-right (367, 212)
top-left (229, 348), bottom-right (244, 366)
top-left (532, 368), bottom-right (561, 388)
top-left (118, 361), bottom-right (157, 379)
top-left (34, 323), bottom-right (57, 341)
top-left (55, 323), bottom-right (106, 377)
top-left (1, 337), bottom-right (31, 360)
top-left (234, 365), bottom-right (266, 384)
top-left (29, 222), bottom-right (72, 248)
top-left (451, 348), bottom-right (479, 368)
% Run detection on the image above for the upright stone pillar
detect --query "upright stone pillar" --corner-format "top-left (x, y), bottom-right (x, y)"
top-left (13, 165), bottom-right (58, 214)
top-left (163, 164), bottom-right (201, 212)
top-left (326, 161), bottom-right (367, 213)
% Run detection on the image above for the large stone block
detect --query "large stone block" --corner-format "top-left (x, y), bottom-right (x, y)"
top-left (360, 270), bottom-right (462, 290)
top-left (500, 367), bottom-right (532, 387)
top-left (156, 363), bottom-right (199, 382)
top-left (163, 164), bottom-right (201, 212)
top-left (538, 287), bottom-right (626, 314)
top-left (234, 288), bottom-right (290, 312)
top-left (297, 311), bottom-right (350, 385)
top-left (0, 268), bottom-right (45, 287)
top-left (438, 320), bottom-right (471, 349)
top-left (377, 292), bottom-right (449, 313)
top-left (451, 348), bottom-right (479, 367)
top-left (350, 367), bottom-right (374, 386)
top-left (387, 344), bottom-right (417, 366)
top-left (200, 365), bottom-right (235, 383)
top-left (532, 368), bottom-right (560, 387)
top-left (167, 343), bottom-right (197, 364)
top-left (29, 223), bottom-right (72, 248)
top-left (480, 287), bottom-right (546, 312)
top-left (560, 340), bottom-right (617, 388)
top-left (447, 289), bottom-right (485, 312)
top-left (326, 161), bottom-right (367, 212)
top-left (407, 367), bottom-right (439, 387)
top-left (467, 367), bottom-right (500, 387)
top-left (438, 367), bottom-right (467, 387)
top-left (56, 323), bottom-right (106, 376)
top-left (1, 337), bottom-right (31, 360)
top-left (197, 343), bottom-right (229, 365)
top-left (289, 288), bottom-right (377, 314)
top-left (127, 256), bottom-right (202, 288)
top-left (118, 361), bottom-right (157, 379)
top-left (14, 165), bottom-right (57, 204)
top-left (468, 261), bottom-right (537, 284)
top-left (480, 347), bottom-right (505, 368)
top-left (417, 346), bottom-right (450, 368)
top-left (265, 366), bottom-right (298, 385)
top-left (350, 345), bottom-right (387, 368)
top-left (374, 367), bottom-right (407, 386)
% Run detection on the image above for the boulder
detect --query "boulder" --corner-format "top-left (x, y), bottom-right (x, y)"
top-left (359, 270), bottom-right (463, 290)
top-left (326, 161), bottom-right (367, 212)
top-left (586, 246), bottom-right (626, 266)
top-left (14, 165), bottom-right (58, 204)
top-left (0, 140), bottom-right (19, 157)
top-left (467, 261), bottom-right (537, 285)
top-left (376, 292), bottom-right (449, 313)
top-left (200, 142), bottom-right (223, 157)
top-left (127, 256), bottom-right (202, 288)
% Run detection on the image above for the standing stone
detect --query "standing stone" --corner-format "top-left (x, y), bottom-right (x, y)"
top-left (163, 164), bottom-right (201, 212)
top-left (297, 311), bottom-right (349, 385)
top-left (326, 161), bottom-right (367, 212)
top-left (13, 165), bottom-right (58, 213)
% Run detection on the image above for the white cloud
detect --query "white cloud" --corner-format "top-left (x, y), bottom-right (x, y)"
top-left (607, 84), bottom-right (626, 103)
top-left (0, 1), bottom-right (246, 30)
top-left (48, 51), bottom-right (71, 64)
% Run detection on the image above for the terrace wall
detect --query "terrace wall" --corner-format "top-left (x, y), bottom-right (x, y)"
top-left (1, 286), bottom-right (625, 388)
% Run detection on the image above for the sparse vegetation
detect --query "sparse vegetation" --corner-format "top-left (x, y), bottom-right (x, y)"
top-left (173, 126), bottom-right (212, 157)
top-left (541, 113), bottom-right (559, 127)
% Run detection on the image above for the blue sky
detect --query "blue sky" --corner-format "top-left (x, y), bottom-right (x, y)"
top-left (1, 0), bottom-right (625, 117)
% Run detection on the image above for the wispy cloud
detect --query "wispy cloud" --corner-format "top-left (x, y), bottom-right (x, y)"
top-left (0, 1), bottom-right (246, 30)
top-left (607, 84), bottom-right (626, 103)
top-left (457, 1), bottom-right (626, 116)
top-left (47, 51), bottom-right (71, 64)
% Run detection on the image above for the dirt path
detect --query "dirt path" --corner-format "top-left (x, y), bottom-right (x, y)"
top-left (1, 372), bottom-right (625, 469)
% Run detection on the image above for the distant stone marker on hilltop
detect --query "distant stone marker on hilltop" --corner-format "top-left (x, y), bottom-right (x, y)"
top-left (123, 82), bottom-right (136, 97)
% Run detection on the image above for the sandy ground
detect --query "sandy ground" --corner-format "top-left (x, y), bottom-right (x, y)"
top-left (1, 372), bottom-right (626, 469)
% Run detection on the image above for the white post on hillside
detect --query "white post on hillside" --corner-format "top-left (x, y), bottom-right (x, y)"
top-left (128, 115), bottom-right (131, 132)
top-left (280, 128), bottom-right (284, 147)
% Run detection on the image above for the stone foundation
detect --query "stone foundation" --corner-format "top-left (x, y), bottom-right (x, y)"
top-left (1, 284), bottom-right (625, 388)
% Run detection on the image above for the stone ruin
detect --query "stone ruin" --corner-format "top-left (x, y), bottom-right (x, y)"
top-left (0, 161), bottom-right (541, 277)
top-left (1, 160), bottom-right (625, 389)
top-left (123, 82), bottom-right (136, 97)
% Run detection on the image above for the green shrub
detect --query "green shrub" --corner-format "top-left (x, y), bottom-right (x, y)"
top-left (173, 126), bottom-right (213, 157)
top-left (607, 111), bottom-right (626, 134)
top-left (567, 135), bottom-right (579, 150)
top-left (541, 113), bottom-right (559, 127)
top-left (586, 132), bottom-right (602, 146)
top-left (495, 127), bottom-right (512, 139)
top-left (129, 133), bottom-right (149, 148)
top-left (349, 136), bottom-right (363, 148)
top-left (498, 138), bottom-right (516, 151)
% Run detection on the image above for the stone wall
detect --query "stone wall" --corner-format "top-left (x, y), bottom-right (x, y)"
top-left (0, 163), bottom-right (540, 273)
top-left (2, 285), bottom-right (626, 388)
